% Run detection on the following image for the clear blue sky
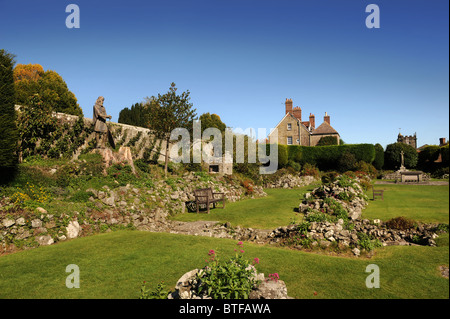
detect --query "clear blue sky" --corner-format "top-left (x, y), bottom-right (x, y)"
top-left (1, 0), bottom-right (448, 148)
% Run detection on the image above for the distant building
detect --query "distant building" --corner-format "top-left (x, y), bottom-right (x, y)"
top-left (268, 98), bottom-right (340, 146)
top-left (397, 132), bottom-right (417, 149)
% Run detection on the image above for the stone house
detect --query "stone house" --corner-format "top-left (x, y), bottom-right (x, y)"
top-left (268, 98), bottom-right (340, 146)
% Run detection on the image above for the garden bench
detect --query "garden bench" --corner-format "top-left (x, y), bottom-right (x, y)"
top-left (372, 188), bottom-right (384, 200)
top-left (194, 187), bottom-right (225, 214)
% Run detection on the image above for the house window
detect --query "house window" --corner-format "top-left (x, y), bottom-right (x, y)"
top-left (287, 123), bottom-right (292, 131)
top-left (287, 136), bottom-right (293, 145)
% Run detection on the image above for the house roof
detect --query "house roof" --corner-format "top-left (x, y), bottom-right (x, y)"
top-left (312, 121), bottom-right (339, 135)
top-left (268, 112), bottom-right (310, 137)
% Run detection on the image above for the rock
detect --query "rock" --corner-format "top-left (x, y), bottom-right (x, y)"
top-left (66, 221), bottom-right (81, 239)
top-left (102, 196), bottom-right (116, 207)
top-left (31, 219), bottom-right (42, 228)
top-left (2, 219), bottom-right (15, 228)
top-left (36, 207), bottom-right (47, 214)
top-left (352, 247), bottom-right (360, 256)
top-left (37, 235), bottom-right (54, 246)
top-left (16, 217), bottom-right (26, 226)
top-left (15, 229), bottom-right (31, 240)
top-left (249, 279), bottom-right (291, 299)
top-left (45, 221), bottom-right (56, 229)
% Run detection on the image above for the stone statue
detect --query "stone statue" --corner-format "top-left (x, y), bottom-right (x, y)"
top-left (93, 96), bottom-right (113, 148)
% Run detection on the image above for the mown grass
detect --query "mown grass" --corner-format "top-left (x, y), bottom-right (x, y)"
top-left (363, 184), bottom-right (449, 223)
top-left (170, 186), bottom-right (319, 229)
top-left (0, 183), bottom-right (448, 299)
top-left (0, 230), bottom-right (447, 299)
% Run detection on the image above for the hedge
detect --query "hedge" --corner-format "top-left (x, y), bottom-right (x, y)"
top-left (286, 144), bottom-right (376, 171)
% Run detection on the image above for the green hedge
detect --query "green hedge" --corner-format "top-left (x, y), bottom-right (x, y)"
top-left (441, 145), bottom-right (449, 165)
top-left (286, 144), bottom-right (376, 171)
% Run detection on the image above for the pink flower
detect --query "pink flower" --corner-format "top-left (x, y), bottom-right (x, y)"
top-left (253, 258), bottom-right (260, 265)
top-left (240, 250), bottom-right (245, 253)
top-left (237, 241), bottom-right (243, 246)
top-left (208, 249), bottom-right (215, 256)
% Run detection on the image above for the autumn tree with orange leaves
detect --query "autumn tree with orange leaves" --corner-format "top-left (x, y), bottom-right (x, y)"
top-left (13, 63), bottom-right (83, 116)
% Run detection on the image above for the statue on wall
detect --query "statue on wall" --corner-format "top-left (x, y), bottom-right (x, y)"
top-left (93, 96), bottom-right (115, 148)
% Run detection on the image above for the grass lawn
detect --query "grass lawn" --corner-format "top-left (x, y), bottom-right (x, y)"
top-left (0, 230), bottom-right (448, 299)
top-left (363, 184), bottom-right (449, 224)
top-left (0, 183), bottom-right (448, 299)
top-left (170, 186), bottom-right (319, 229)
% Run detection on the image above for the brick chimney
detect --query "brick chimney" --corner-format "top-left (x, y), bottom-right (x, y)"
top-left (309, 113), bottom-right (315, 129)
top-left (285, 98), bottom-right (293, 115)
top-left (292, 106), bottom-right (302, 121)
top-left (324, 112), bottom-right (330, 125)
top-left (440, 137), bottom-right (447, 146)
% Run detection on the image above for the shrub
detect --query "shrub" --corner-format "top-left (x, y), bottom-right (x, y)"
top-left (107, 164), bottom-right (135, 186)
top-left (316, 136), bottom-right (338, 146)
top-left (321, 171), bottom-right (338, 184)
top-left (301, 163), bottom-right (320, 179)
top-left (354, 161), bottom-right (377, 178)
top-left (357, 232), bottom-right (382, 252)
top-left (196, 243), bottom-right (261, 299)
top-left (373, 143), bottom-right (384, 170)
top-left (139, 281), bottom-right (170, 299)
top-left (440, 145), bottom-right (449, 165)
top-left (286, 144), bottom-right (375, 171)
top-left (277, 144), bottom-right (288, 168)
top-left (385, 216), bottom-right (416, 230)
top-left (287, 160), bottom-right (301, 172)
top-left (337, 152), bottom-right (356, 172)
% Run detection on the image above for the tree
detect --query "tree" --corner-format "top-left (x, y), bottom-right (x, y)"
top-left (144, 83), bottom-right (197, 177)
top-left (373, 143), bottom-right (384, 170)
top-left (17, 94), bottom-right (57, 159)
top-left (384, 142), bottom-right (418, 170)
top-left (14, 64), bottom-right (83, 116)
top-left (199, 112), bottom-right (227, 133)
top-left (118, 102), bottom-right (147, 127)
top-left (0, 49), bottom-right (19, 183)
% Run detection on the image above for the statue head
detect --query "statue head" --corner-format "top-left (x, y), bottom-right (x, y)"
top-left (96, 96), bottom-right (105, 105)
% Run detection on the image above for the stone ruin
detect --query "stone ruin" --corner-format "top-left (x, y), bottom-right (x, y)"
top-left (269, 176), bottom-right (443, 256)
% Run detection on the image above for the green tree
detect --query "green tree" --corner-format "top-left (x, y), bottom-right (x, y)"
top-left (418, 145), bottom-right (440, 170)
top-left (144, 83), bottom-right (197, 177)
top-left (0, 49), bottom-right (19, 183)
top-left (118, 102), bottom-right (147, 127)
top-left (14, 64), bottom-right (83, 116)
top-left (17, 94), bottom-right (58, 159)
top-left (384, 142), bottom-right (418, 170)
top-left (373, 143), bottom-right (384, 170)
top-left (199, 112), bottom-right (227, 133)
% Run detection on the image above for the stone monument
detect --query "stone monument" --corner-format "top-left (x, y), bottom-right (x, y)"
top-left (93, 96), bottom-right (114, 149)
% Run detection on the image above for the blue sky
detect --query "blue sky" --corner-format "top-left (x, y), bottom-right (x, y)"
top-left (0, 0), bottom-right (448, 148)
